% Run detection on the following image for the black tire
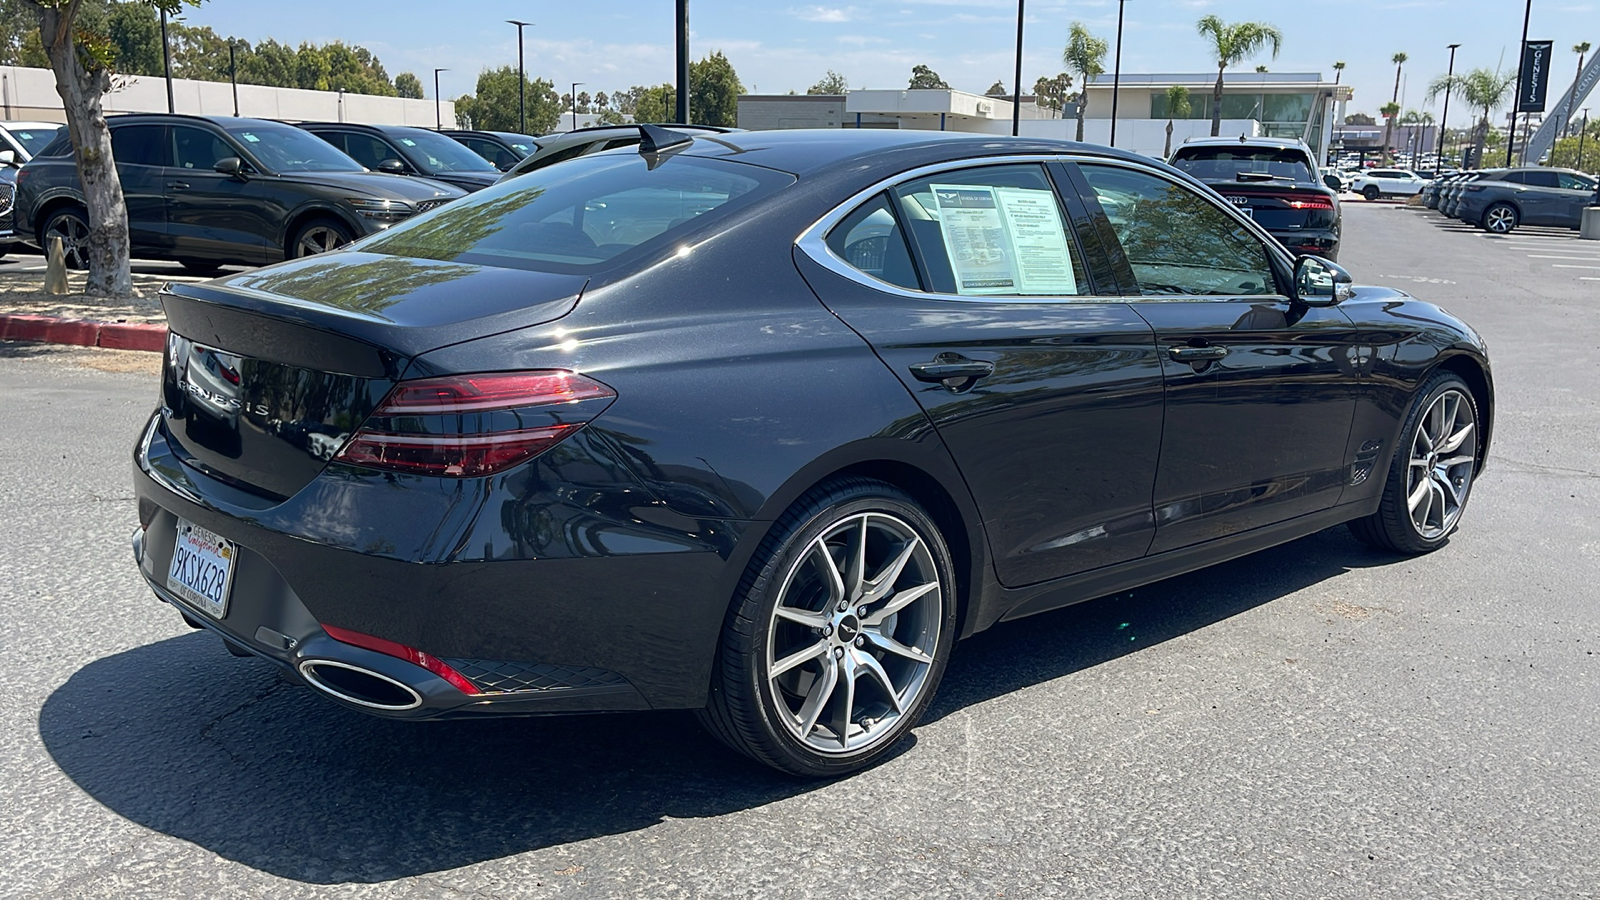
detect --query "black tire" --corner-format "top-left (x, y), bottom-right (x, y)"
top-left (1362, 185), bottom-right (1382, 201)
top-left (176, 259), bottom-right (225, 276)
top-left (697, 478), bottom-right (958, 777)
top-left (289, 216), bottom-right (354, 258)
top-left (41, 206), bottom-right (90, 270)
top-left (1349, 372), bottom-right (1481, 554)
top-left (1481, 202), bottom-right (1519, 234)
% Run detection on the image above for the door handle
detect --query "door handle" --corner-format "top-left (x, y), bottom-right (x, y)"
top-left (167, 181), bottom-right (190, 190)
top-left (909, 355), bottom-right (994, 384)
top-left (1167, 345), bottom-right (1229, 362)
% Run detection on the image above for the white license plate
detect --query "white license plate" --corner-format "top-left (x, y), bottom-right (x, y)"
top-left (167, 519), bottom-right (236, 618)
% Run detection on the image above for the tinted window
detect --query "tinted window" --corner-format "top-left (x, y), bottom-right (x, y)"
top-left (462, 138), bottom-right (517, 170)
top-left (1078, 163), bottom-right (1276, 297)
top-left (110, 125), bottom-right (168, 167)
top-left (225, 123), bottom-right (363, 173)
top-left (1499, 172), bottom-right (1526, 184)
top-left (7, 125), bottom-right (61, 156)
top-left (891, 164), bottom-right (1088, 297)
top-left (826, 193), bottom-right (919, 291)
top-left (337, 133), bottom-right (403, 170)
top-left (172, 126), bottom-right (234, 170)
top-left (1169, 147), bottom-right (1314, 184)
top-left (386, 128), bottom-right (497, 173)
top-left (361, 153), bottom-right (793, 274)
top-left (1520, 170), bottom-right (1559, 188)
top-left (1558, 172), bottom-right (1597, 191)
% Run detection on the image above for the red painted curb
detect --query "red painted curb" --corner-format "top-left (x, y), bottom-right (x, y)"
top-left (0, 312), bottom-right (167, 353)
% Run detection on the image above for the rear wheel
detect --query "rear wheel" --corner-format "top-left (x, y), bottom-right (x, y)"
top-left (1349, 372), bottom-right (1480, 554)
top-left (290, 217), bottom-right (354, 258)
top-left (1362, 185), bottom-right (1381, 201)
top-left (1482, 203), bottom-right (1518, 234)
top-left (41, 206), bottom-right (90, 270)
top-left (698, 479), bottom-right (957, 777)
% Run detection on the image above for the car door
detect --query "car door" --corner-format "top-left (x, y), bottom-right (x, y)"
top-left (1556, 172), bottom-right (1598, 224)
top-left (107, 123), bottom-right (171, 255)
top-left (165, 124), bottom-right (277, 264)
top-left (794, 161), bottom-right (1167, 587)
top-left (1514, 170), bottom-right (1561, 224)
top-left (1071, 161), bottom-right (1364, 554)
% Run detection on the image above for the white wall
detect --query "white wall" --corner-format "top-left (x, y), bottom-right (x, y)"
top-left (0, 65), bottom-right (453, 127)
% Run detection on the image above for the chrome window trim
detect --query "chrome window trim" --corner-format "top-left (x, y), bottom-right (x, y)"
top-left (795, 152), bottom-right (1294, 306)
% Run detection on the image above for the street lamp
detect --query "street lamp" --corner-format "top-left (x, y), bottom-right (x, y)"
top-left (675, 0), bottom-right (690, 124)
top-left (1439, 43), bottom-right (1460, 167)
top-left (570, 82), bottom-right (584, 132)
top-left (1011, 0), bottom-right (1024, 137)
top-left (1110, 0), bottom-right (1127, 146)
top-left (434, 68), bottom-right (448, 129)
top-left (228, 38), bottom-right (239, 117)
top-left (1579, 108), bottom-right (1590, 171)
top-left (1508, 0), bottom-right (1531, 167)
top-left (160, 7), bottom-right (175, 113)
top-left (508, 20), bottom-right (532, 134)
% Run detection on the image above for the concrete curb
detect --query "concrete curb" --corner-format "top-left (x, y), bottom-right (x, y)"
top-left (0, 313), bottom-right (167, 353)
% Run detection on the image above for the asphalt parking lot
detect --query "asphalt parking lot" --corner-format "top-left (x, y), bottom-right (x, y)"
top-left (1, 204), bottom-right (1596, 899)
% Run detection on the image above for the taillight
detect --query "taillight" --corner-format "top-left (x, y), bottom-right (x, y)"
top-left (334, 370), bottom-right (616, 477)
top-left (1252, 193), bottom-right (1335, 210)
top-left (321, 624), bottom-right (480, 695)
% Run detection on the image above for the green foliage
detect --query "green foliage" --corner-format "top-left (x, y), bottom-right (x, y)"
top-left (105, 2), bottom-right (160, 76)
top-left (1032, 73), bottom-right (1071, 111)
top-left (633, 83), bottom-right (675, 123)
top-left (394, 71), bottom-right (423, 99)
top-left (689, 50), bottom-right (742, 126)
top-left (1062, 23), bottom-right (1107, 86)
top-left (1165, 84), bottom-right (1192, 119)
top-left (808, 69), bottom-right (848, 95)
top-left (596, 108), bottom-right (628, 125)
top-left (452, 65), bottom-right (561, 133)
top-left (1195, 15), bottom-right (1283, 70)
top-left (985, 80), bottom-right (1007, 96)
top-left (1547, 119), bottom-right (1599, 172)
top-left (908, 64), bottom-right (948, 90)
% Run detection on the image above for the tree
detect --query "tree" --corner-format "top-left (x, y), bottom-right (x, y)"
top-left (908, 64), bottom-right (948, 90)
top-left (1255, 65), bottom-right (1268, 73)
top-left (1031, 73), bottom-right (1071, 116)
top-left (808, 69), bottom-right (848, 94)
top-left (1195, 15), bottom-right (1282, 136)
top-left (594, 89), bottom-right (609, 109)
top-left (1345, 112), bottom-right (1375, 126)
top-left (105, 1), bottom-right (161, 77)
top-left (1062, 22), bottom-right (1107, 141)
top-left (453, 66), bottom-right (561, 133)
top-left (985, 79), bottom-right (1007, 96)
top-left (1548, 116), bottom-right (1598, 171)
top-left (689, 50), bottom-right (742, 126)
top-left (1333, 60), bottom-right (1345, 85)
top-left (596, 108), bottom-right (628, 125)
top-left (1427, 67), bottom-right (1514, 169)
top-left (394, 71), bottom-right (423, 99)
top-left (1383, 52), bottom-right (1407, 162)
top-left (633, 83), bottom-right (675, 123)
top-left (17, 0), bottom-right (196, 297)
top-left (1163, 84), bottom-right (1191, 158)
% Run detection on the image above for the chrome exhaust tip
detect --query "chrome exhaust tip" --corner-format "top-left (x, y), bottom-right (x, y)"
top-left (298, 660), bottom-right (423, 711)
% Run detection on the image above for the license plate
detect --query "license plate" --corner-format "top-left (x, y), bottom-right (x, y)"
top-left (167, 519), bottom-right (236, 618)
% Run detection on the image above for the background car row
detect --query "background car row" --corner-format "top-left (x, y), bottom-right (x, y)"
top-left (1424, 166), bottom-right (1597, 233)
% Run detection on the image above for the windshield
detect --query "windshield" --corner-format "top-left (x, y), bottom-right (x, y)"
top-left (389, 129), bottom-right (498, 174)
top-left (7, 125), bottom-right (62, 157)
top-left (1170, 147), bottom-right (1315, 184)
top-left (361, 152), bottom-right (794, 274)
top-left (224, 123), bottom-right (363, 173)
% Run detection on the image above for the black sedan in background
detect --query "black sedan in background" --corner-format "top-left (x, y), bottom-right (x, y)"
top-left (15, 114), bottom-right (463, 272)
top-left (298, 122), bottom-right (502, 192)
top-left (440, 129), bottom-right (539, 171)
top-left (132, 128), bottom-right (1492, 777)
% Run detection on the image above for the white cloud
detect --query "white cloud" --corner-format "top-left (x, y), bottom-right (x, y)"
top-left (792, 6), bottom-right (857, 22)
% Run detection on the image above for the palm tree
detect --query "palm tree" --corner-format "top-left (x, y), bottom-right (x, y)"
top-left (1063, 22), bottom-right (1108, 142)
top-left (1333, 60), bottom-right (1346, 85)
top-left (1429, 68), bottom-right (1515, 167)
top-left (1565, 42), bottom-right (1592, 139)
top-left (1163, 84), bottom-right (1192, 158)
top-left (1195, 15), bottom-right (1283, 136)
top-left (1384, 52), bottom-right (1408, 163)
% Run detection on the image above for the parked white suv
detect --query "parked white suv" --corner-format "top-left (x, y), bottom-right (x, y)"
top-left (1350, 168), bottom-right (1427, 201)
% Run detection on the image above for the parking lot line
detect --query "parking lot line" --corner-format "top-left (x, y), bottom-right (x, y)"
top-left (1527, 254), bottom-right (1600, 261)
top-left (1551, 264), bottom-right (1600, 269)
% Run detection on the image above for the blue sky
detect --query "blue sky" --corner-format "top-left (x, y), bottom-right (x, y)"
top-left (179, 1), bottom-right (1596, 119)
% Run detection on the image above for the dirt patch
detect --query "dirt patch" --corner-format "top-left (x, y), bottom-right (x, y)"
top-left (0, 266), bottom-right (186, 325)
top-left (1, 341), bottom-right (163, 376)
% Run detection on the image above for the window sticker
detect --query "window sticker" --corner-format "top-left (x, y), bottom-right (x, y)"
top-left (929, 184), bottom-right (1077, 296)
top-left (240, 133), bottom-right (261, 142)
top-left (400, 138), bottom-right (418, 146)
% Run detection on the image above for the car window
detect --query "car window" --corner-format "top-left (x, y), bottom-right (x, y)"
top-left (1168, 146), bottom-right (1315, 184)
top-left (1499, 172), bottom-right (1526, 184)
top-left (1520, 170), bottom-right (1560, 189)
top-left (890, 164), bottom-right (1088, 297)
top-left (1558, 172), bottom-right (1597, 191)
top-left (825, 193), bottom-right (920, 291)
top-left (226, 123), bottom-right (363, 173)
top-left (110, 124), bottom-right (169, 167)
top-left (361, 153), bottom-right (793, 274)
top-left (339, 134), bottom-right (403, 170)
top-left (7, 125), bottom-right (60, 156)
top-left (388, 129), bottom-right (498, 173)
top-left (1077, 163), bottom-right (1277, 297)
top-left (462, 138), bottom-right (517, 170)
top-left (171, 126), bottom-right (235, 170)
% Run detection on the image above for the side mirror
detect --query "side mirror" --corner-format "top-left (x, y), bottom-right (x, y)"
top-left (213, 156), bottom-right (244, 177)
top-left (1293, 255), bottom-right (1354, 307)
top-left (376, 158), bottom-right (407, 175)
top-left (1322, 174), bottom-right (1341, 191)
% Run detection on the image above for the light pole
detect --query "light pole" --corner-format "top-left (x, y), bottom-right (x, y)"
top-left (1110, 0), bottom-right (1127, 146)
top-left (675, 0), bottom-right (690, 124)
top-left (228, 39), bottom-right (239, 116)
top-left (508, 20), bottom-right (531, 134)
top-left (1010, 0), bottom-right (1024, 137)
top-left (1579, 109), bottom-right (1590, 171)
top-left (570, 82), bottom-right (584, 131)
top-left (1508, 0), bottom-right (1531, 167)
top-left (1439, 43), bottom-right (1460, 167)
top-left (159, 7), bottom-right (174, 113)
top-left (434, 68), bottom-right (448, 129)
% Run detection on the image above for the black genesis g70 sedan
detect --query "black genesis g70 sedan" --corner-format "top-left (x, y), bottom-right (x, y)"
top-left (132, 127), bottom-right (1493, 777)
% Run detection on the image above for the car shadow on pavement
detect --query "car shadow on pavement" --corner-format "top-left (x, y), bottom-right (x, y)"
top-left (39, 526), bottom-right (1400, 884)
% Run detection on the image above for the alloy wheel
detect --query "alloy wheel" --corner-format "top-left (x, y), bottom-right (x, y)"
top-left (1484, 206), bottom-right (1516, 234)
top-left (44, 213), bottom-right (89, 269)
top-left (295, 225), bottom-right (349, 257)
top-left (765, 511), bottom-right (943, 755)
top-left (1406, 389), bottom-right (1476, 539)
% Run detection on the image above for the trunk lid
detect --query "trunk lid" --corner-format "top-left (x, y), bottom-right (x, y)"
top-left (158, 251), bottom-right (586, 500)
top-left (1212, 183), bottom-right (1338, 233)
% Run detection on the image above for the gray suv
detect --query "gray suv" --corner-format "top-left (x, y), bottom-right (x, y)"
top-left (1454, 167), bottom-right (1598, 234)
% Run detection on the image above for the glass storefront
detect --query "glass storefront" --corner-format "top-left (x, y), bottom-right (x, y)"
top-left (1150, 90), bottom-right (1326, 154)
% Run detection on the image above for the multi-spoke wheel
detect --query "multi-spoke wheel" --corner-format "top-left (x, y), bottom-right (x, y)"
top-left (1482, 203), bottom-right (1518, 235)
top-left (290, 218), bottom-right (353, 258)
top-left (42, 207), bottom-right (90, 270)
top-left (699, 480), bottom-right (957, 777)
top-left (1350, 373), bottom-right (1481, 553)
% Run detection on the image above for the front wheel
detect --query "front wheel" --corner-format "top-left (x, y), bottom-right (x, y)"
top-left (1349, 372), bottom-right (1481, 554)
top-left (289, 217), bottom-right (354, 258)
top-left (698, 479), bottom-right (957, 777)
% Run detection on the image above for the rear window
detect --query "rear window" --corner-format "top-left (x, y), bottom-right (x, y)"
top-left (1169, 147), bottom-right (1314, 184)
top-left (361, 152), bottom-right (794, 274)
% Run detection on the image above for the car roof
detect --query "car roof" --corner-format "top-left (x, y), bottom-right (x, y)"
top-left (0, 121), bottom-right (62, 130)
top-left (296, 121), bottom-right (442, 137)
top-left (441, 129), bottom-right (538, 142)
top-left (1175, 135), bottom-right (1312, 152)
top-left (104, 113), bottom-right (302, 130)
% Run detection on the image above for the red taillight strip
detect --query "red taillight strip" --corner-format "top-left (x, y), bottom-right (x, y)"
top-left (322, 623), bottom-right (480, 695)
top-left (377, 372), bottom-right (614, 415)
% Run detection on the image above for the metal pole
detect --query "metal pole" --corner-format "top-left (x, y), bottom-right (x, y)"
top-left (1440, 44), bottom-right (1459, 166)
top-left (1508, 0), bottom-right (1531, 167)
top-left (675, 0), bottom-right (690, 124)
top-left (1011, 0), bottom-right (1024, 137)
top-left (160, 8), bottom-right (175, 114)
top-left (1578, 109), bottom-right (1589, 171)
top-left (508, 21), bottom-right (531, 134)
top-left (1110, 0), bottom-right (1126, 146)
top-left (434, 68), bottom-right (448, 129)
top-left (229, 40), bottom-right (238, 116)
top-left (571, 82), bottom-right (583, 131)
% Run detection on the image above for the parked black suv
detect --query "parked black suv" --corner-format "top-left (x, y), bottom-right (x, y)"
top-left (298, 122), bottom-right (501, 192)
top-left (439, 129), bottom-right (538, 171)
top-left (15, 114), bottom-right (463, 272)
top-left (1169, 136), bottom-right (1343, 260)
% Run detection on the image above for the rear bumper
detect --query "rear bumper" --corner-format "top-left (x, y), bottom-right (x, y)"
top-left (1265, 227), bottom-right (1340, 261)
